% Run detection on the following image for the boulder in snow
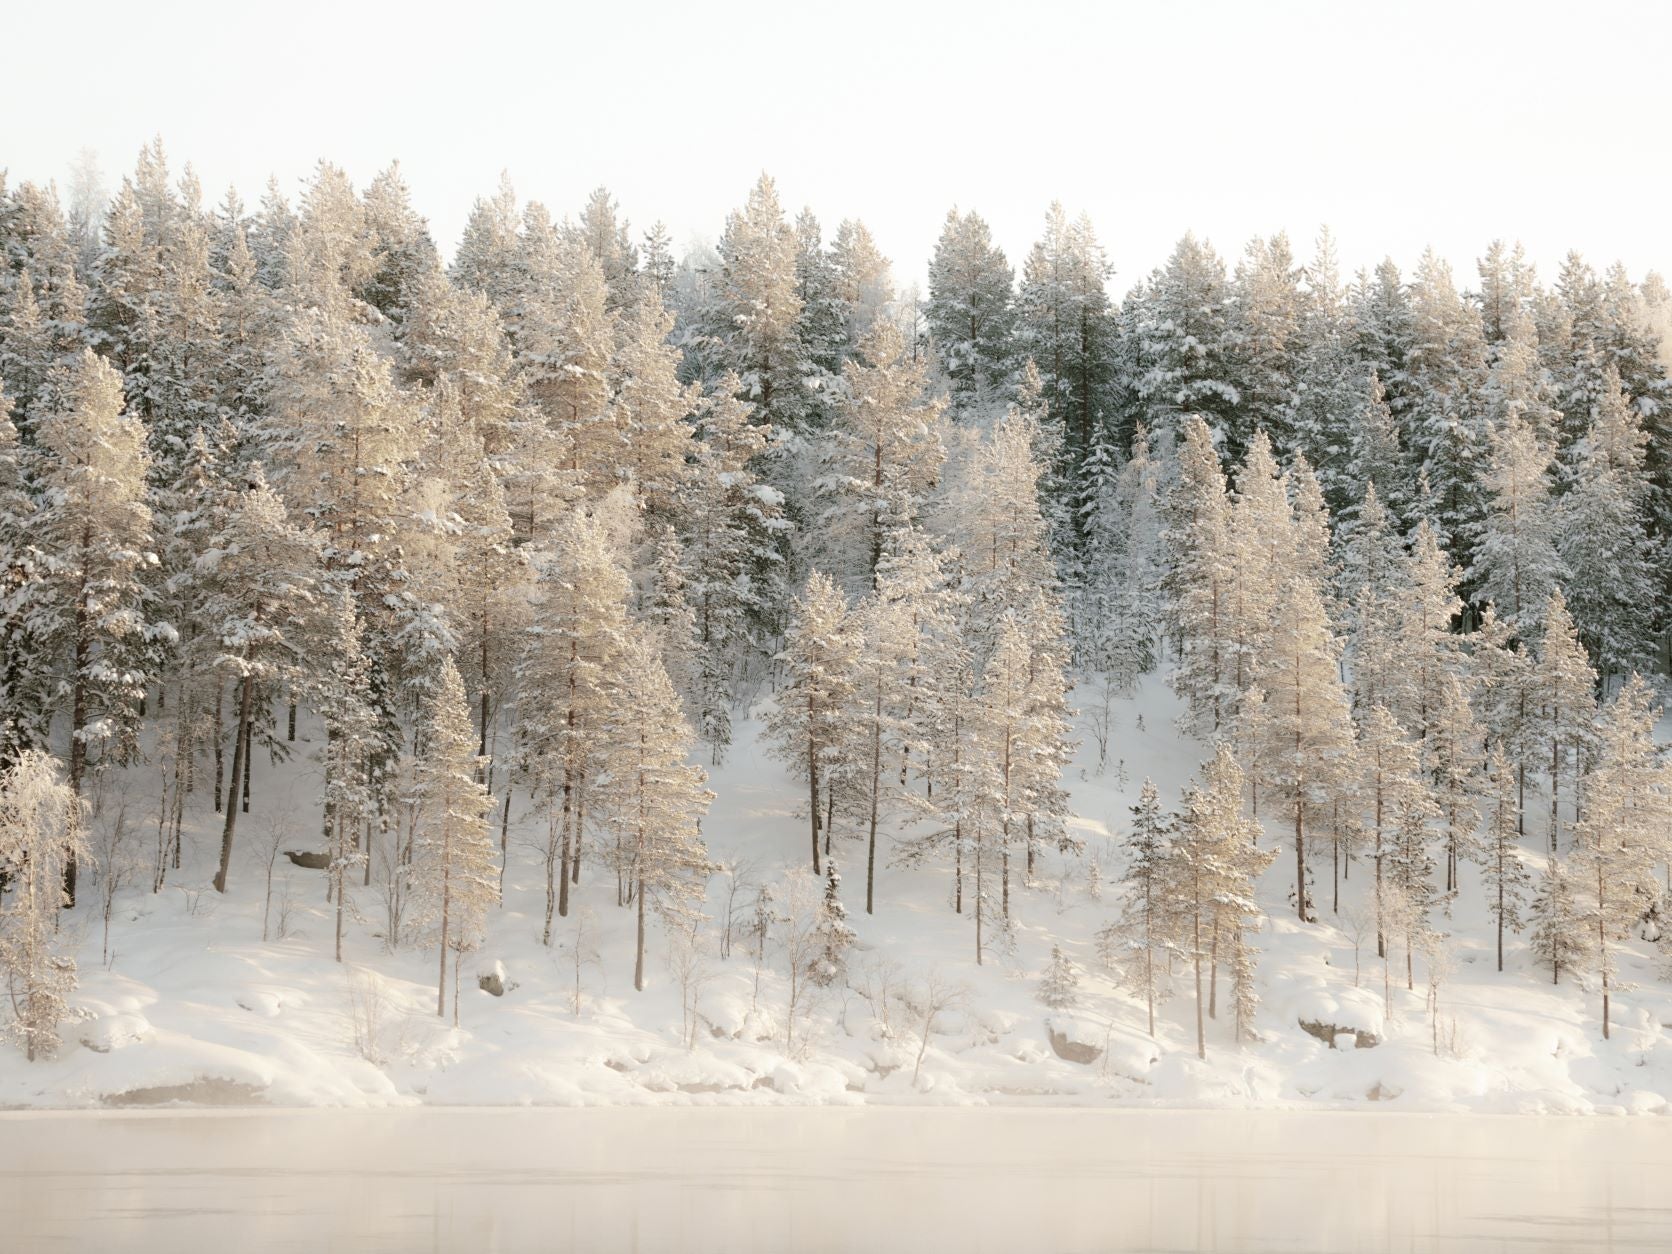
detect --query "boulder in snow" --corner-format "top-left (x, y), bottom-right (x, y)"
top-left (1299, 1018), bottom-right (1379, 1049)
top-left (477, 960), bottom-right (513, 997)
top-left (1046, 1017), bottom-right (1104, 1065)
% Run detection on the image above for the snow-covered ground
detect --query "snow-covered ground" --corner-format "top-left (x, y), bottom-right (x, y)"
top-left (6, 673), bottom-right (1671, 1113)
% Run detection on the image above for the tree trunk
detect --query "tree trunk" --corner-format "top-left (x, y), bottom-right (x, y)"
top-left (213, 672), bottom-right (254, 894)
top-left (808, 721), bottom-right (822, 876)
top-left (634, 871), bottom-right (647, 992)
top-left (866, 692), bottom-right (881, 915)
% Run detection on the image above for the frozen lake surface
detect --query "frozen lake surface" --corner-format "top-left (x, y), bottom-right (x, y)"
top-left (2, 1107), bottom-right (1668, 1252)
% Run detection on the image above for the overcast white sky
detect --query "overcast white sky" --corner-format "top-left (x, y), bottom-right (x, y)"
top-left (4, 0), bottom-right (1669, 292)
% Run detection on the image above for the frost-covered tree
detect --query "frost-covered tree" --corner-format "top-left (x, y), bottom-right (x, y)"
top-left (200, 472), bottom-right (328, 894)
top-left (1016, 203), bottom-right (1115, 471)
top-left (595, 627), bottom-right (713, 992)
top-left (24, 349), bottom-right (155, 876)
top-left (1164, 416), bottom-right (1235, 732)
top-left (1528, 855), bottom-right (1589, 986)
top-left (1556, 370), bottom-right (1658, 681)
top-left (517, 505), bottom-right (629, 934)
top-left (1573, 675), bottom-right (1670, 1038)
top-left (1534, 590), bottom-right (1597, 852)
top-left (409, 658), bottom-right (498, 1021)
top-left (1098, 778), bottom-right (1175, 1036)
top-left (1036, 943), bottom-right (1080, 1012)
top-left (1252, 575), bottom-right (1356, 921)
top-left (1340, 483), bottom-right (1405, 717)
top-left (715, 175), bottom-right (805, 430)
top-left (1481, 746), bottom-right (1531, 972)
top-left (1165, 745), bottom-right (1269, 1058)
top-left (765, 572), bottom-right (858, 874)
top-left (0, 750), bottom-right (89, 1060)
top-left (927, 207), bottom-right (1015, 416)
top-left (815, 321), bottom-right (946, 587)
top-left (1470, 411), bottom-right (1563, 635)
top-left (811, 858), bottom-right (855, 988)
top-left (1134, 234), bottom-right (1240, 447)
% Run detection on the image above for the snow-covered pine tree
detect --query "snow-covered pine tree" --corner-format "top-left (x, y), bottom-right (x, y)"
top-left (715, 175), bottom-right (806, 432)
top-left (1252, 574), bottom-right (1356, 921)
top-left (815, 320), bottom-right (946, 588)
top-left (1165, 744), bottom-right (1269, 1059)
top-left (1528, 855), bottom-right (1590, 986)
top-left (1573, 675), bottom-right (1671, 1038)
top-left (1163, 416), bottom-right (1235, 733)
top-left (1015, 203), bottom-right (1115, 478)
top-left (1470, 409), bottom-right (1564, 636)
top-left (1471, 605), bottom-right (1541, 836)
top-left (0, 749), bottom-right (90, 1060)
top-left (927, 207), bottom-right (1016, 418)
top-left (1534, 590), bottom-right (1597, 852)
top-left (811, 858), bottom-right (855, 988)
top-left (1225, 430), bottom-right (1289, 695)
top-left (1390, 519), bottom-right (1465, 757)
top-left (609, 289), bottom-right (698, 531)
top-left (1134, 234), bottom-right (1240, 447)
top-left (408, 658), bottom-right (498, 1021)
top-left (24, 349), bottom-right (156, 889)
top-left (1356, 701), bottom-right (1428, 944)
top-left (1097, 778), bottom-right (1175, 1036)
top-left (1481, 746), bottom-right (1531, 972)
top-left (1556, 368), bottom-right (1659, 682)
top-left (516, 505), bottom-right (630, 936)
top-left (683, 377), bottom-right (792, 758)
top-left (198, 470), bottom-right (328, 893)
top-left (1338, 482), bottom-right (1405, 718)
top-left (1428, 670), bottom-right (1484, 896)
top-left (765, 571), bottom-right (858, 875)
top-left (1036, 943), bottom-right (1080, 1012)
top-left (595, 626), bottom-right (714, 992)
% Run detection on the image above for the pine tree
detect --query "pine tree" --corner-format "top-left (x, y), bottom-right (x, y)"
top-left (1556, 369), bottom-right (1659, 681)
top-left (1134, 234), bottom-right (1240, 447)
top-left (1470, 410), bottom-right (1564, 635)
top-left (1340, 483), bottom-right (1406, 717)
top-left (1098, 778), bottom-right (1175, 1036)
top-left (1165, 744), bottom-right (1270, 1059)
top-left (595, 627), bottom-right (713, 992)
top-left (765, 571), bottom-right (858, 874)
top-left (199, 471), bottom-right (328, 893)
top-left (1573, 675), bottom-right (1670, 1038)
top-left (927, 207), bottom-right (1016, 417)
top-left (409, 658), bottom-right (498, 1021)
top-left (1535, 590), bottom-right (1597, 852)
top-left (517, 506), bottom-right (630, 936)
top-left (1036, 944), bottom-right (1080, 1012)
top-left (0, 749), bottom-right (90, 1060)
top-left (1528, 855), bottom-right (1590, 986)
top-left (1016, 203), bottom-right (1115, 474)
top-left (1357, 705), bottom-right (1428, 957)
top-left (24, 349), bottom-right (156, 871)
top-left (812, 859), bottom-right (855, 987)
top-left (1428, 670), bottom-right (1484, 896)
top-left (1481, 746), bottom-right (1531, 972)
top-left (1253, 575), bottom-right (1356, 921)
top-left (815, 320), bottom-right (946, 588)
top-left (683, 379), bottom-right (791, 759)
top-left (1163, 416), bottom-right (1235, 732)
top-left (715, 175), bottom-right (805, 431)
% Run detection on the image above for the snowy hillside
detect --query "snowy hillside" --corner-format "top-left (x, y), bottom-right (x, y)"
top-left (5, 671), bottom-right (1670, 1115)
